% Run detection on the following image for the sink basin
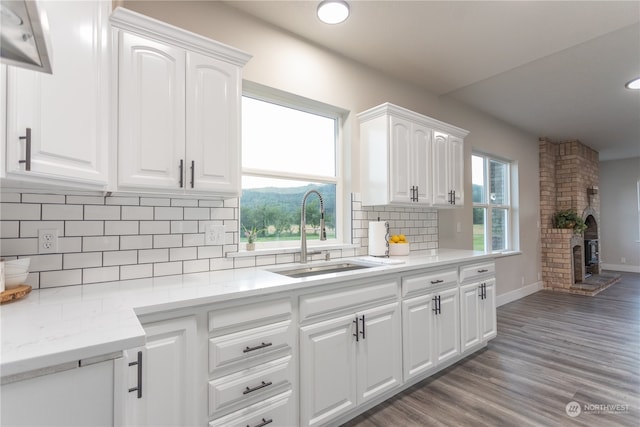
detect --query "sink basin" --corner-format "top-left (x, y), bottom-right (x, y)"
top-left (271, 262), bottom-right (373, 278)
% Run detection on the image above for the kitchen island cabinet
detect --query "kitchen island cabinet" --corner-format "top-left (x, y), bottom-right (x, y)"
top-left (111, 8), bottom-right (251, 198)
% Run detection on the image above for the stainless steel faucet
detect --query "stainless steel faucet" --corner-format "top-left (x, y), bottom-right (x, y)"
top-left (300, 189), bottom-right (327, 263)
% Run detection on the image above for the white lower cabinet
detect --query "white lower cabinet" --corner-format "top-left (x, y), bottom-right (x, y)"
top-left (460, 278), bottom-right (497, 352)
top-left (122, 316), bottom-right (198, 427)
top-left (209, 390), bottom-right (294, 427)
top-left (1, 359), bottom-right (116, 426)
top-left (299, 293), bottom-right (402, 426)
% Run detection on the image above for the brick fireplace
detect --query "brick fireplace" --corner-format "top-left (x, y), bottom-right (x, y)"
top-left (539, 138), bottom-right (601, 293)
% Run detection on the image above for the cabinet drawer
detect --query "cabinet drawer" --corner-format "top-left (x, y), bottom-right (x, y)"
top-left (459, 262), bottom-right (495, 282)
top-left (299, 279), bottom-right (398, 322)
top-left (402, 268), bottom-right (457, 297)
top-left (209, 299), bottom-right (291, 333)
top-left (209, 356), bottom-right (293, 416)
top-left (209, 320), bottom-right (292, 373)
top-left (209, 390), bottom-right (293, 427)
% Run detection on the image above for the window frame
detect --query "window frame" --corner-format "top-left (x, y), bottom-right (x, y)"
top-left (472, 152), bottom-right (513, 253)
top-left (240, 81), bottom-right (347, 250)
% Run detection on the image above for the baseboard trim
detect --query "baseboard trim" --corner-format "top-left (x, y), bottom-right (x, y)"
top-left (497, 281), bottom-right (543, 307)
top-left (601, 263), bottom-right (640, 273)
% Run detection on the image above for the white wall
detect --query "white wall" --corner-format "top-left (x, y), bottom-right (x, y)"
top-left (122, 0), bottom-right (542, 299)
top-left (600, 157), bottom-right (640, 272)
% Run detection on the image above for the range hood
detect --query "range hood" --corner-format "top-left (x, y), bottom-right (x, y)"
top-left (1, 0), bottom-right (52, 74)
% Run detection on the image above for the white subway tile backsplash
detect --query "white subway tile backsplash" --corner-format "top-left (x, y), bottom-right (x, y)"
top-left (197, 246), bottom-right (222, 259)
top-left (140, 197), bottom-right (170, 206)
top-left (140, 221), bottom-right (170, 235)
top-left (184, 207), bottom-right (210, 220)
top-left (85, 205), bottom-right (120, 220)
top-left (105, 221), bottom-right (139, 236)
top-left (106, 196), bottom-right (139, 206)
top-left (64, 252), bottom-right (102, 269)
top-left (154, 234), bottom-right (182, 248)
top-left (154, 261), bottom-right (182, 276)
top-left (83, 236), bottom-right (119, 252)
top-left (155, 207), bottom-right (183, 220)
top-left (2, 203), bottom-right (40, 220)
top-left (183, 233), bottom-right (204, 247)
top-left (22, 194), bottom-right (65, 204)
top-left (210, 257), bottom-right (234, 271)
top-left (103, 250), bottom-right (138, 266)
top-left (19, 221), bottom-right (64, 238)
top-left (121, 235), bottom-right (153, 250)
top-left (66, 195), bottom-right (105, 205)
top-left (1, 221), bottom-right (19, 238)
top-left (66, 221), bottom-right (104, 236)
top-left (0, 238), bottom-right (38, 256)
top-left (0, 193), bottom-right (21, 203)
top-left (40, 269), bottom-right (82, 288)
top-left (83, 266), bottom-right (119, 284)
top-left (224, 198), bottom-right (238, 208)
top-left (183, 259), bottom-right (209, 273)
top-left (58, 237), bottom-right (82, 253)
top-left (29, 254), bottom-right (63, 272)
top-left (211, 208), bottom-right (234, 220)
top-left (171, 198), bottom-right (198, 207)
top-left (199, 200), bottom-right (223, 208)
top-left (120, 264), bottom-right (152, 280)
top-left (42, 204), bottom-right (83, 220)
top-left (122, 206), bottom-right (154, 220)
top-left (171, 221), bottom-right (198, 234)
top-left (138, 249), bottom-right (168, 264)
top-left (169, 247), bottom-right (197, 261)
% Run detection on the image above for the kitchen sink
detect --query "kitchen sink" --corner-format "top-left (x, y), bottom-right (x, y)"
top-left (271, 262), bottom-right (373, 278)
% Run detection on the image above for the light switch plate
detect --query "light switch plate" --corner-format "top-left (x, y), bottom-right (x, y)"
top-left (204, 224), bottom-right (225, 245)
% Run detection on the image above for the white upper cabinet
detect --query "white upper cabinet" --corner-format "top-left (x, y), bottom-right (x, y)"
top-left (359, 103), bottom-right (467, 207)
top-left (3, 0), bottom-right (110, 188)
top-left (111, 8), bottom-right (250, 197)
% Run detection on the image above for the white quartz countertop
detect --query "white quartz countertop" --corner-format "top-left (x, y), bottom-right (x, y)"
top-left (1, 249), bottom-right (494, 377)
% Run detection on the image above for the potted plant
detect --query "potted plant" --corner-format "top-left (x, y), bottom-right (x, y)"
top-left (553, 209), bottom-right (587, 234)
top-left (242, 225), bottom-right (259, 251)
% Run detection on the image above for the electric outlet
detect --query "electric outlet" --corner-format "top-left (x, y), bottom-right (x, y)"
top-left (204, 224), bottom-right (225, 245)
top-left (38, 228), bottom-right (59, 254)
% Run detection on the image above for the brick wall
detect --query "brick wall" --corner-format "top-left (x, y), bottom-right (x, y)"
top-left (539, 138), bottom-right (600, 290)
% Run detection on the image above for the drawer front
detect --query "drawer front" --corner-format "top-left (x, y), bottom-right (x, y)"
top-left (209, 356), bottom-right (293, 416)
top-left (402, 268), bottom-right (457, 297)
top-left (209, 299), bottom-right (292, 333)
top-left (209, 320), bottom-right (292, 373)
top-left (459, 262), bottom-right (495, 283)
top-left (299, 279), bottom-right (398, 322)
top-left (209, 390), bottom-right (294, 427)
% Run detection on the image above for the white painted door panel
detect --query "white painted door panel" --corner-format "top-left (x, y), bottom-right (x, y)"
top-left (413, 124), bottom-right (432, 204)
top-left (435, 287), bottom-right (460, 364)
top-left (389, 116), bottom-right (412, 203)
top-left (402, 294), bottom-right (436, 380)
top-left (460, 282), bottom-right (482, 351)
top-left (482, 279), bottom-right (497, 341)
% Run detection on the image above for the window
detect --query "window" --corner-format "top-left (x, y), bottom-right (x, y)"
top-left (241, 87), bottom-right (342, 249)
top-left (472, 154), bottom-right (512, 252)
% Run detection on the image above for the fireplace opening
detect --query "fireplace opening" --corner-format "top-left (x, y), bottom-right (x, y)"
top-left (583, 214), bottom-right (599, 277)
top-left (573, 245), bottom-right (583, 284)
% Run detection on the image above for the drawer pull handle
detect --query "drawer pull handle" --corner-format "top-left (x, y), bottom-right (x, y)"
top-left (477, 269), bottom-right (489, 273)
top-left (18, 128), bottom-right (32, 171)
top-left (243, 381), bottom-right (273, 395)
top-left (247, 418), bottom-right (273, 427)
top-left (243, 342), bottom-right (273, 353)
top-left (127, 351), bottom-right (143, 399)
top-left (430, 279), bottom-right (444, 284)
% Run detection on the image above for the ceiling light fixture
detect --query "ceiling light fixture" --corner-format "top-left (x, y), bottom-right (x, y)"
top-left (625, 77), bottom-right (640, 90)
top-left (317, 0), bottom-right (350, 24)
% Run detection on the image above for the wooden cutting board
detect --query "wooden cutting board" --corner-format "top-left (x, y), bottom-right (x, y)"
top-left (1, 285), bottom-right (32, 304)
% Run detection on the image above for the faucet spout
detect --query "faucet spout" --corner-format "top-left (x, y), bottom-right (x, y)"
top-left (300, 189), bottom-right (326, 263)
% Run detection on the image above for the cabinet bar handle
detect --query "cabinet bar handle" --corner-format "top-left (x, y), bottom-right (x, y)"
top-left (127, 351), bottom-right (142, 399)
top-left (452, 190), bottom-right (456, 205)
top-left (432, 295), bottom-right (441, 315)
top-left (179, 159), bottom-right (184, 188)
top-left (243, 342), bottom-right (273, 353)
top-left (18, 128), bottom-right (31, 171)
top-left (430, 279), bottom-right (444, 284)
top-left (243, 381), bottom-right (272, 395)
top-left (190, 160), bottom-right (195, 188)
top-left (353, 317), bottom-right (359, 342)
top-left (415, 186), bottom-right (418, 202)
top-left (247, 418), bottom-right (273, 427)
top-left (483, 283), bottom-right (487, 300)
top-left (360, 314), bottom-right (366, 339)
top-left (477, 269), bottom-right (489, 273)
top-left (438, 295), bottom-right (442, 314)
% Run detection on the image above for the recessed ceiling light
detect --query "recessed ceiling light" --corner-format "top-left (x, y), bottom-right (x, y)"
top-left (625, 77), bottom-right (640, 90)
top-left (317, 0), bottom-right (349, 24)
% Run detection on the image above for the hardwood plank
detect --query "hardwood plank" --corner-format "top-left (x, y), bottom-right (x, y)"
top-left (342, 272), bottom-right (640, 427)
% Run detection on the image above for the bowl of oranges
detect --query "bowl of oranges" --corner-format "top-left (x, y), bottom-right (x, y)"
top-left (389, 234), bottom-right (410, 256)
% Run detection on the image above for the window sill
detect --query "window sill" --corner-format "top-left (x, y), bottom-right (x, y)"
top-left (493, 250), bottom-right (522, 258)
top-left (227, 242), bottom-right (360, 258)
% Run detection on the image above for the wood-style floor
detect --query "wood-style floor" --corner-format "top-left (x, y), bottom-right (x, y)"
top-left (342, 272), bottom-right (640, 427)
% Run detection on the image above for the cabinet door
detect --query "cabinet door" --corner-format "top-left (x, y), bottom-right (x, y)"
top-left (357, 302), bottom-right (402, 404)
top-left (434, 287), bottom-right (460, 365)
top-left (412, 124), bottom-right (432, 205)
top-left (460, 282), bottom-right (482, 352)
top-left (431, 131), bottom-right (450, 205)
top-left (117, 31), bottom-right (186, 191)
top-left (5, 0), bottom-right (109, 186)
top-left (186, 51), bottom-right (241, 196)
top-left (449, 135), bottom-right (465, 205)
top-left (388, 116), bottom-right (413, 204)
top-left (299, 314), bottom-right (357, 426)
top-left (482, 279), bottom-right (497, 341)
top-left (127, 316), bottom-right (198, 427)
top-left (402, 294), bottom-right (436, 381)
